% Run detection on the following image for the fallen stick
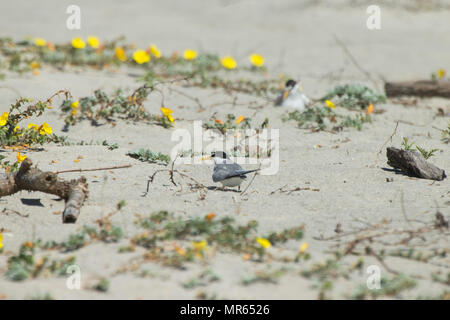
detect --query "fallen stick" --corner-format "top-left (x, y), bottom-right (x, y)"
top-left (0, 158), bottom-right (88, 223)
top-left (56, 164), bottom-right (131, 174)
top-left (386, 147), bottom-right (446, 181)
top-left (384, 80), bottom-right (450, 98)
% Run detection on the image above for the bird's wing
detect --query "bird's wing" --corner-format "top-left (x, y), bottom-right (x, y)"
top-left (275, 90), bottom-right (289, 106)
top-left (212, 163), bottom-right (258, 182)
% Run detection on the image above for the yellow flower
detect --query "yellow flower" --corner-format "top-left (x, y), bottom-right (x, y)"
top-left (28, 123), bottom-right (39, 131)
top-left (220, 56), bottom-right (237, 69)
top-left (205, 212), bottom-right (216, 221)
top-left (192, 240), bottom-right (208, 251)
top-left (39, 122), bottom-right (52, 135)
top-left (183, 49), bottom-right (197, 60)
top-left (149, 44), bottom-right (162, 58)
top-left (236, 115), bottom-right (245, 125)
top-left (0, 112), bottom-right (8, 126)
top-left (14, 125), bottom-right (20, 133)
top-left (249, 53), bottom-right (264, 67)
top-left (30, 61), bottom-right (40, 70)
top-left (366, 104), bottom-right (374, 115)
top-left (256, 237), bottom-right (271, 249)
top-left (160, 107), bottom-right (173, 116)
top-left (438, 69), bottom-right (446, 79)
top-left (175, 246), bottom-right (186, 256)
top-left (115, 47), bottom-right (127, 62)
top-left (298, 242), bottom-right (309, 254)
top-left (0, 233), bottom-right (3, 249)
top-left (71, 109), bottom-right (78, 116)
top-left (160, 107), bottom-right (174, 123)
top-left (16, 152), bottom-right (27, 163)
top-left (71, 100), bottom-right (79, 109)
top-left (133, 50), bottom-right (150, 64)
top-left (71, 37), bottom-right (86, 49)
top-left (87, 36), bottom-right (100, 48)
top-left (325, 100), bottom-right (336, 109)
top-left (34, 38), bottom-right (46, 47)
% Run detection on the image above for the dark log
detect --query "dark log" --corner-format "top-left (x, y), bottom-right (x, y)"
top-left (386, 147), bottom-right (446, 181)
top-left (0, 158), bottom-right (88, 223)
top-left (384, 80), bottom-right (450, 98)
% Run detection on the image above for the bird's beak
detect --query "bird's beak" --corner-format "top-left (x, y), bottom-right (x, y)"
top-left (282, 90), bottom-right (290, 101)
top-left (201, 155), bottom-right (211, 161)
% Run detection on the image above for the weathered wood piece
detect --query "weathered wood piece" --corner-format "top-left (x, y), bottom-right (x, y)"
top-left (0, 158), bottom-right (88, 223)
top-left (386, 147), bottom-right (446, 181)
top-left (384, 80), bottom-right (450, 98)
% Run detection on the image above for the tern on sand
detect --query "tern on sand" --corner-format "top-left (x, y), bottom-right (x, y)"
top-left (275, 79), bottom-right (311, 112)
top-left (203, 151), bottom-right (259, 191)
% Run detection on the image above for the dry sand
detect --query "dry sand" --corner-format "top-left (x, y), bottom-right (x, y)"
top-left (0, 0), bottom-right (449, 299)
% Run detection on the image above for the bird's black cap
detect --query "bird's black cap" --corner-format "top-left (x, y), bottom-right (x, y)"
top-left (211, 151), bottom-right (228, 159)
top-left (285, 79), bottom-right (297, 88)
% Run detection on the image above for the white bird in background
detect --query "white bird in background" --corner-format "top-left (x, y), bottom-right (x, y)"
top-left (275, 79), bottom-right (311, 112)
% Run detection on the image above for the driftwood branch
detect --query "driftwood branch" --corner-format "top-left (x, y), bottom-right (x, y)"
top-left (385, 80), bottom-right (450, 98)
top-left (386, 147), bottom-right (446, 181)
top-left (0, 158), bottom-right (88, 223)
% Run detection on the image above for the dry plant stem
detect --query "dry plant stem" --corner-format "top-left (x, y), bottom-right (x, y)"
top-left (385, 80), bottom-right (450, 98)
top-left (0, 158), bottom-right (88, 223)
top-left (386, 147), bottom-right (446, 181)
top-left (145, 169), bottom-right (208, 196)
top-left (56, 164), bottom-right (132, 174)
top-left (372, 121), bottom-right (399, 167)
top-left (333, 34), bottom-right (381, 92)
top-left (240, 167), bottom-right (260, 196)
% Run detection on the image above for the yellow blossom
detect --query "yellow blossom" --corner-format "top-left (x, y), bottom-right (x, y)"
top-left (149, 44), bottom-right (162, 58)
top-left (72, 109), bottom-right (78, 116)
top-left (14, 125), bottom-right (19, 133)
top-left (161, 107), bottom-right (175, 123)
top-left (299, 242), bottom-right (309, 254)
top-left (115, 47), bottom-right (127, 62)
top-left (236, 115), bottom-right (245, 124)
top-left (205, 212), bottom-right (216, 221)
top-left (28, 123), bottom-right (39, 131)
top-left (249, 53), bottom-right (264, 67)
top-left (438, 69), bottom-right (446, 79)
top-left (0, 112), bottom-right (8, 126)
top-left (30, 61), bottom-right (40, 70)
top-left (220, 56), bottom-right (237, 69)
top-left (366, 104), bottom-right (374, 115)
top-left (87, 36), bottom-right (100, 48)
top-left (325, 100), bottom-right (336, 109)
top-left (16, 152), bottom-right (27, 163)
top-left (160, 107), bottom-right (173, 116)
top-left (183, 49), bottom-right (197, 60)
top-left (133, 50), bottom-right (150, 64)
top-left (71, 100), bottom-right (79, 109)
top-left (39, 122), bottom-right (52, 135)
top-left (71, 37), bottom-right (86, 49)
top-left (34, 38), bottom-right (46, 47)
top-left (175, 246), bottom-right (186, 256)
top-left (256, 237), bottom-right (271, 249)
top-left (192, 240), bottom-right (208, 251)
top-left (0, 233), bottom-right (3, 249)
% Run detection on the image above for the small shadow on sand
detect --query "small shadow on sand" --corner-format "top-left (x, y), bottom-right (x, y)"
top-left (20, 198), bottom-right (44, 207)
top-left (207, 186), bottom-right (240, 193)
top-left (381, 167), bottom-right (416, 179)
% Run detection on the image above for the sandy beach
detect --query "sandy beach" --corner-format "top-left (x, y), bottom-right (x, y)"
top-left (0, 0), bottom-right (448, 299)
